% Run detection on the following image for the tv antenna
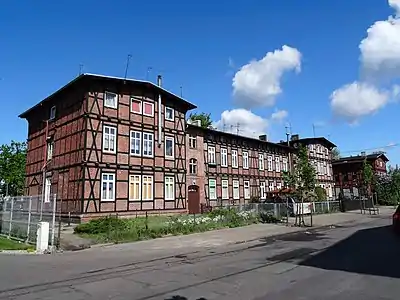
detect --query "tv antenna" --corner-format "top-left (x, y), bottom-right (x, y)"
top-left (124, 54), bottom-right (132, 82)
top-left (146, 67), bottom-right (153, 81)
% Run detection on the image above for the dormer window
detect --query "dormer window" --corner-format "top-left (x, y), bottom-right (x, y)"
top-left (49, 106), bottom-right (56, 121)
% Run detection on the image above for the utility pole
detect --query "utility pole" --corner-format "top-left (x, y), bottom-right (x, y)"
top-left (124, 54), bottom-right (132, 82)
top-left (236, 123), bottom-right (240, 135)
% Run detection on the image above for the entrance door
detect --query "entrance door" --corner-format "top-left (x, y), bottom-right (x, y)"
top-left (188, 185), bottom-right (200, 214)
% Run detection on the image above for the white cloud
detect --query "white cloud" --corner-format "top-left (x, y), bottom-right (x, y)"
top-left (270, 109), bottom-right (288, 122)
top-left (232, 45), bottom-right (301, 109)
top-left (213, 109), bottom-right (268, 138)
top-left (330, 82), bottom-right (389, 121)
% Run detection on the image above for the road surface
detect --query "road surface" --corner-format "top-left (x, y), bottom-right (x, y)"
top-left (0, 214), bottom-right (398, 299)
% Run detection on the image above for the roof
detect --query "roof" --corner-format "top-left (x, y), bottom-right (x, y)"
top-left (19, 73), bottom-right (197, 118)
top-left (187, 123), bottom-right (293, 151)
top-left (332, 153), bottom-right (389, 165)
top-left (289, 137), bottom-right (336, 149)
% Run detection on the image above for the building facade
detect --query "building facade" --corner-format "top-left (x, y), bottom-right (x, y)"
top-left (283, 136), bottom-right (336, 199)
top-left (332, 152), bottom-right (389, 197)
top-left (186, 123), bottom-right (293, 207)
top-left (19, 73), bottom-right (196, 219)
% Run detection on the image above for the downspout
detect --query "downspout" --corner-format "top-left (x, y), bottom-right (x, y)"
top-left (157, 75), bottom-right (162, 147)
top-left (40, 120), bottom-right (49, 220)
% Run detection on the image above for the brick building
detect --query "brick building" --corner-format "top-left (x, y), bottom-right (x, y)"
top-left (186, 122), bottom-right (293, 207)
top-left (19, 73), bottom-right (196, 219)
top-left (332, 152), bottom-right (389, 196)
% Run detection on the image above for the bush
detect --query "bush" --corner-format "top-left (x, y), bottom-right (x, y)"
top-left (259, 212), bottom-right (281, 224)
top-left (315, 186), bottom-right (327, 201)
top-left (74, 216), bottom-right (127, 235)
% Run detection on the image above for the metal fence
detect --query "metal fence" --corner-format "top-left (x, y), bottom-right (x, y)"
top-left (0, 194), bottom-right (58, 247)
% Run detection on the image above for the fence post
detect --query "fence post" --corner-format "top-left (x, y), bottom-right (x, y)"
top-left (50, 194), bottom-right (57, 252)
top-left (8, 197), bottom-right (14, 238)
top-left (312, 202), bottom-right (316, 213)
top-left (327, 200), bottom-right (330, 213)
top-left (26, 196), bottom-right (32, 243)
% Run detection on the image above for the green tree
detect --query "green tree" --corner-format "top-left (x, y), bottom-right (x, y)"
top-left (0, 141), bottom-right (27, 196)
top-left (375, 166), bottom-right (400, 205)
top-left (315, 186), bottom-right (327, 201)
top-left (362, 158), bottom-right (374, 198)
top-left (188, 112), bottom-right (212, 128)
top-left (331, 147), bottom-right (340, 160)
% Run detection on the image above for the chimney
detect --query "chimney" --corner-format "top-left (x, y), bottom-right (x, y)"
top-left (361, 151), bottom-right (366, 156)
top-left (291, 134), bottom-right (299, 141)
top-left (259, 134), bottom-right (267, 141)
top-left (157, 75), bottom-right (162, 87)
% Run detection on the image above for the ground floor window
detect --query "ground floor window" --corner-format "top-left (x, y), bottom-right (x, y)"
top-left (209, 179), bottom-right (216, 200)
top-left (244, 181), bottom-right (250, 199)
top-left (165, 176), bottom-right (175, 200)
top-left (233, 180), bottom-right (239, 199)
top-left (101, 173), bottom-right (115, 201)
top-left (142, 175), bottom-right (153, 200)
top-left (222, 179), bottom-right (229, 199)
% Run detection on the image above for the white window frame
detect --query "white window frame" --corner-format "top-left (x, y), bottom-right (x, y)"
top-left (243, 152), bottom-right (249, 169)
top-left (103, 125), bottom-right (117, 153)
top-left (208, 146), bottom-right (216, 164)
top-left (221, 148), bottom-right (228, 167)
top-left (165, 176), bottom-right (175, 200)
top-left (244, 181), bottom-right (250, 199)
top-left (143, 132), bottom-right (154, 157)
top-left (232, 150), bottom-right (238, 168)
top-left (47, 141), bottom-right (54, 160)
top-left (165, 107), bottom-right (174, 121)
top-left (189, 134), bottom-right (196, 148)
top-left (277, 181), bottom-right (282, 190)
top-left (142, 101), bottom-right (154, 117)
top-left (44, 177), bottom-right (51, 203)
top-left (233, 180), bottom-right (240, 200)
top-left (269, 181), bottom-right (274, 192)
top-left (129, 175), bottom-right (141, 201)
top-left (327, 163), bottom-right (331, 176)
top-left (267, 156), bottom-right (273, 171)
top-left (49, 106), bottom-right (56, 120)
top-left (130, 130), bottom-right (141, 156)
top-left (259, 154), bottom-right (264, 170)
top-left (222, 179), bottom-right (229, 199)
top-left (283, 157), bottom-right (288, 172)
top-left (209, 179), bottom-right (217, 200)
top-left (275, 156), bottom-right (281, 172)
top-left (142, 175), bottom-right (153, 200)
top-left (189, 158), bottom-right (197, 174)
top-left (104, 91), bottom-right (118, 109)
top-left (101, 173), bottom-right (115, 202)
top-left (165, 136), bottom-right (174, 159)
top-left (131, 98), bottom-right (142, 114)
top-left (260, 182), bottom-right (266, 199)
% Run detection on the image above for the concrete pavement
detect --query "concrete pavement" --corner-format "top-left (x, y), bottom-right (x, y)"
top-left (0, 208), bottom-right (397, 299)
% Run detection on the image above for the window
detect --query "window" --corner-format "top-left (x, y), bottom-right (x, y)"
top-left (189, 158), bottom-right (197, 174)
top-left (165, 107), bottom-right (174, 121)
top-left (165, 136), bottom-right (174, 158)
top-left (244, 181), bottom-right (250, 199)
top-left (269, 181), bottom-right (274, 192)
top-left (259, 154), bottom-right (264, 170)
top-left (221, 148), bottom-right (228, 167)
top-left (129, 175), bottom-right (141, 201)
top-left (143, 132), bottom-right (154, 157)
top-left (131, 98), bottom-right (142, 114)
top-left (165, 176), bottom-right (175, 200)
top-left (189, 134), bottom-right (196, 148)
top-left (104, 91), bottom-right (117, 109)
top-left (130, 131), bottom-right (141, 156)
top-left (44, 177), bottom-right (51, 203)
top-left (243, 152), bottom-right (249, 169)
top-left (143, 102), bottom-right (154, 116)
top-left (277, 182), bottom-right (282, 190)
top-left (101, 173), bottom-right (115, 201)
top-left (327, 163), bottom-right (331, 176)
top-left (208, 146), bottom-right (216, 164)
top-left (209, 179), bottom-right (216, 200)
top-left (275, 156), bottom-right (281, 172)
top-left (232, 150), bottom-right (238, 168)
top-left (222, 179), bottom-right (229, 199)
top-left (49, 106), bottom-right (56, 120)
top-left (267, 156), bottom-right (273, 171)
top-left (47, 140), bottom-right (54, 160)
top-left (142, 175), bottom-right (153, 200)
top-left (260, 182), bottom-right (266, 199)
top-left (233, 180), bottom-right (239, 199)
top-left (103, 126), bottom-right (116, 153)
top-left (283, 158), bottom-right (288, 172)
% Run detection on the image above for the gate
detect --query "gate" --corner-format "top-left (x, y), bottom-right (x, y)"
top-left (188, 185), bottom-right (200, 214)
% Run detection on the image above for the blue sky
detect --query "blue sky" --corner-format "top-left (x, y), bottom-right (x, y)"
top-left (1, 0), bottom-right (400, 164)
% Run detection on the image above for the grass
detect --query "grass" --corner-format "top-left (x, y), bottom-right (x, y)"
top-left (0, 236), bottom-right (34, 251)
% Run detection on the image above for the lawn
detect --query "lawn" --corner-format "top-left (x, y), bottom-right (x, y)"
top-left (0, 236), bottom-right (34, 251)
top-left (74, 208), bottom-right (276, 244)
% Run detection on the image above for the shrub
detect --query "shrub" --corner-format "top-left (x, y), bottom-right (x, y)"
top-left (315, 186), bottom-right (327, 201)
top-left (259, 212), bottom-right (281, 224)
top-left (74, 216), bottom-right (127, 235)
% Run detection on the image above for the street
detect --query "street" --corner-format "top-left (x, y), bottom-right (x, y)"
top-left (0, 213), bottom-right (398, 299)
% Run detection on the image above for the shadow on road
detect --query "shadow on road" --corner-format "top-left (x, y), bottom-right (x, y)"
top-left (165, 296), bottom-right (207, 300)
top-left (300, 225), bottom-right (400, 278)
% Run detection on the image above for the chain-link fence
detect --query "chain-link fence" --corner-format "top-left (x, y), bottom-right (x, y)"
top-left (0, 194), bottom-right (58, 248)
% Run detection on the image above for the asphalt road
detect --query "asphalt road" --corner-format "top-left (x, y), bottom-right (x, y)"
top-left (0, 215), bottom-right (398, 300)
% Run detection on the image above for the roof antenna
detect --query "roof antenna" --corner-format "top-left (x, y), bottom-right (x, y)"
top-left (78, 64), bottom-right (83, 76)
top-left (146, 67), bottom-right (153, 81)
top-left (124, 54), bottom-right (132, 83)
top-left (180, 86), bottom-right (183, 97)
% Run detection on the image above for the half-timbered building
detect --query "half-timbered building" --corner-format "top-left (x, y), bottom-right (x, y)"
top-left (19, 73), bottom-right (196, 219)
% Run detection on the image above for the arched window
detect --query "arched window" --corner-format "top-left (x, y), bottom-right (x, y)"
top-left (189, 158), bottom-right (197, 175)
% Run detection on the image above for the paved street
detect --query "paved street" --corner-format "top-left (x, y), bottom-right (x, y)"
top-left (0, 211), bottom-right (399, 299)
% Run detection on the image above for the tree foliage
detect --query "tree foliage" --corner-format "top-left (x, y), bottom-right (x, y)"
top-left (0, 141), bottom-right (27, 196)
top-left (315, 186), bottom-right (327, 201)
top-left (331, 147), bottom-right (340, 160)
top-left (362, 158), bottom-right (374, 197)
top-left (375, 166), bottom-right (400, 205)
top-left (188, 112), bottom-right (212, 128)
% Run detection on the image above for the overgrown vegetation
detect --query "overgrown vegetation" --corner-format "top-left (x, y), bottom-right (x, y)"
top-left (0, 237), bottom-right (34, 251)
top-left (315, 186), bottom-right (327, 201)
top-left (188, 112), bottom-right (212, 128)
top-left (375, 166), bottom-right (400, 205)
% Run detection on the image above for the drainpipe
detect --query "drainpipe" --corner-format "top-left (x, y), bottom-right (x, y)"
top-left (40, 120), bottom-right (49, 221)
top-left (157, 75), bottom-right (162, 147)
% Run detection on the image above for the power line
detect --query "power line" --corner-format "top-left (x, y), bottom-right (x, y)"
top-left (340, 143), bottom-right (399, 154)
